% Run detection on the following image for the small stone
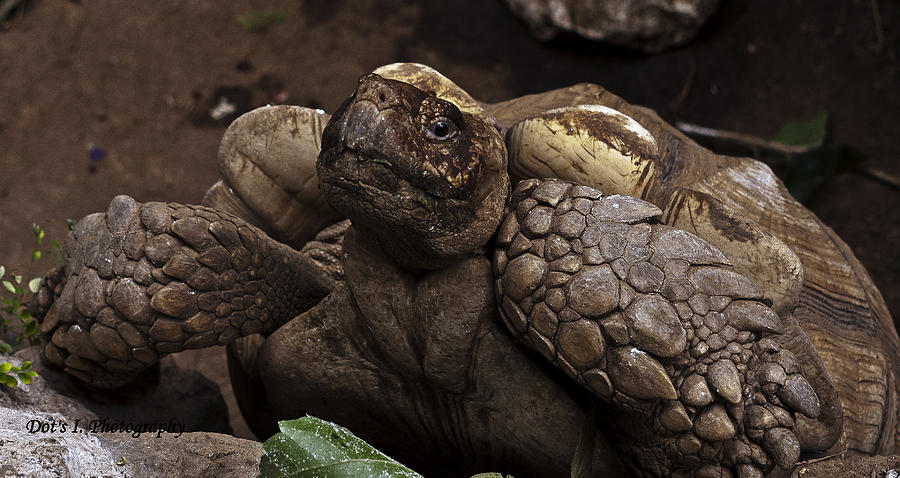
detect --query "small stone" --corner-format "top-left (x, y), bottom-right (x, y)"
top-left (693, 404), bottom-right (736, 441)
top-left (565, 265), bottom-right (619, 318)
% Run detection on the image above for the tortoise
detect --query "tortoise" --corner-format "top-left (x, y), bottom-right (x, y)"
top-left (31, 63), bottom-right (898, 477)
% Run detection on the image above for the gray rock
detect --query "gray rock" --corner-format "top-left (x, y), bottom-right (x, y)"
top-left (0, 347), bottom-right (259, 477)
top-left (502, 0), bottom-right (720, 53)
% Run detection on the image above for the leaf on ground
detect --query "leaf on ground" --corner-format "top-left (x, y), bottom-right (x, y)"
top-left (784, 145), bottom-right (865, 202)
top-left (772, 109), bottom-right (828, 148)
top-left (259, 416), bottom-right (424, 478)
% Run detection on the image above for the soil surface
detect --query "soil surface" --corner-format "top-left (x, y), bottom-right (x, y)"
top-left (1, 0), bottom-right (898, 474)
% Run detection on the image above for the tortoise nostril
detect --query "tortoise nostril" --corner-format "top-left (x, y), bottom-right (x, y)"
top-left (378, 92), bottom-right (386, 103)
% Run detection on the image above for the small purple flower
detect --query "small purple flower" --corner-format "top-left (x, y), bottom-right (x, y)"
top-left (89, 146), bottom-right (107, 162)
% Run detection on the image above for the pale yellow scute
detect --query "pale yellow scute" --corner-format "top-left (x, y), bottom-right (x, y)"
top-left (662, 188), bottom-right (804, 317)
top-left (372, 62), bottom-right (484, 115)
top-left (505, 106), bottom-right (659, 198)
top-left (217, 105), bottom-right (342, 247)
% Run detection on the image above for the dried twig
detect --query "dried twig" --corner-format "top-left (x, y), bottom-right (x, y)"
top-left (670, 62), bottom-right (696, 109)
top-left (675, 121), bottom-right (814, 155)
top-left (676, 121), bottom-right (900, 191)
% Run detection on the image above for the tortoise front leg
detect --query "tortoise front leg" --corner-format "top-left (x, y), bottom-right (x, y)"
top-left (494, 178), bottom-right (826, 477)
top-left (33, 195), bottom-right (335, 389)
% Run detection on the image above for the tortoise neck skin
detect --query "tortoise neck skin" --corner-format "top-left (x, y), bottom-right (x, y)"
top-left (317, 74), bottom-right (509, 271)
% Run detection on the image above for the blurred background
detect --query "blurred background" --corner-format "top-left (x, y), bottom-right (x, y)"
top-left (0, 0), bottom-right (897, 438)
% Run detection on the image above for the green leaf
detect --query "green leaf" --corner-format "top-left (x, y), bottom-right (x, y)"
top-left (17, 372), bottom-right (32, 385)
top-left (570, 406), bottom-right (600, 478)
top-left (2, 375), bottom-right (18, 388)
top-left (2, 281), bottom-right (13, 294)
top-left (31, 250), bottom-right (41, 261)
top-left (783, 145), bottom-right (865, 202)
top-left (24, 319), bottom-right (39, 336)
top-left (20, 361), bottom-right (31, 371)
top-left (28, 278), bottom-right (41, 294)
top-left (0, 265), bottom-right (4, 280)
top-left (259, 416), bottom-right (424, 478)
top-left (235, 10), bottom-right (285, 33)
top-left (14, 275), bottom-right (21, 284)
top-left (66, 218), bottom-right (76, 230)
top-left (772, 109), bottom-right (827, 149)
top-left (0, 343), bottom-right (11, 354)
top-left (0, 363), bottom-right (11, 373)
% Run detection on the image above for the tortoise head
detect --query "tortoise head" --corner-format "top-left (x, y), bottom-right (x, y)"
top-left (317, 73), bottom-right (509, 270)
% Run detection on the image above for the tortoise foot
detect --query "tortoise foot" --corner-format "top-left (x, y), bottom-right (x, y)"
top-left (34, 195), bottom-right (333, 389)
top-left (494, 178), bottom-right (820, 477)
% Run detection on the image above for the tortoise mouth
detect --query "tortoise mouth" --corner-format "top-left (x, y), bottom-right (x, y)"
top-left (318, 146), bottom-right (458, 219)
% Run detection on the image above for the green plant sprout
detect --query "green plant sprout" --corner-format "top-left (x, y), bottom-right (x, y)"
top-left (0, 222), bottom-right (65, 387)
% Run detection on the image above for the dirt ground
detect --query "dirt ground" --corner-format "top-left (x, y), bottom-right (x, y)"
top-left (1, 0), bottom-right (898, 473)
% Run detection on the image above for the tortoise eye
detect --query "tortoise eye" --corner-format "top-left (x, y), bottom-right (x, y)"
top-left (425, 117), bottom-right (458, 141)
